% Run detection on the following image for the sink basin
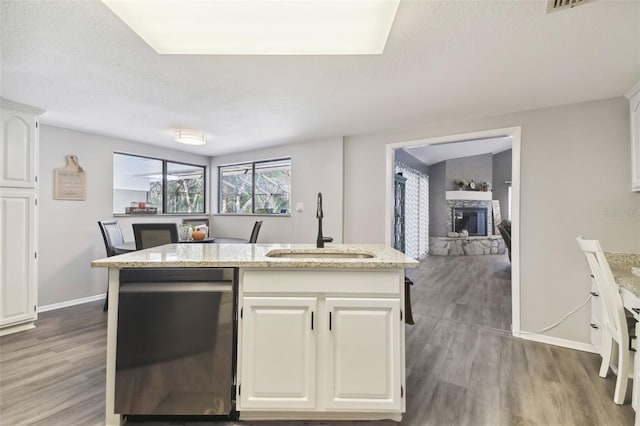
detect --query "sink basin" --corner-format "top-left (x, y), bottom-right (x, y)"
top-left (266, 250), bottom-right (374, 259)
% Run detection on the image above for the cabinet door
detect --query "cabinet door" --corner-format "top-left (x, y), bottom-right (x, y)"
top-left (0, 189), bottom-right (37, 327)
top-left (590, 281), bottom-right (604, 356)
top-left (325, 297), bottom-right (402, 411)
top-left (0, 108), bottom-right (38, 188)
top-left (239, 296), bottom-right (317, 410)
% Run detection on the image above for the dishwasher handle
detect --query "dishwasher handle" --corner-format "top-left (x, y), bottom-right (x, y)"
top-left (120, 281), bottom-right (233, 293)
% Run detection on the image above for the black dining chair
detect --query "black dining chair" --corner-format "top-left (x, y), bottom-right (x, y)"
top-left (98, 220), bottom-right (127, 257)
top-left (98, 220), bottom-right (129, 311)
top-left (249, 220), bottom-right (263, 243)
top-left (132, 223), bottom-right (179, 250)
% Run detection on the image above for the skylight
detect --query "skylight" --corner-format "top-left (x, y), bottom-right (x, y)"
top-left (101, 0), bottom-right (401, 55)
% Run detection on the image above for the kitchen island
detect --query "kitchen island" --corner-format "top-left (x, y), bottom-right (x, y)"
top-left (92, 243), bottom-right (418, 426)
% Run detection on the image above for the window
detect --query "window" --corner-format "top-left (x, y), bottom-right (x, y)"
top-left (219, 158), bottom-right (291, 214)
top-left (113, 153), bottom-right (206, 214)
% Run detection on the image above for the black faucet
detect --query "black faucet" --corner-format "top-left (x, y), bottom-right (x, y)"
top-left (316, 192), bottom-right (333, 248)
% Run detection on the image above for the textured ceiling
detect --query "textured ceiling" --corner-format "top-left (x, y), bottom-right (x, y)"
top-left (405, 136), bottom-right (512, 166)
top-left (1, 0), bottom-right (639, 156)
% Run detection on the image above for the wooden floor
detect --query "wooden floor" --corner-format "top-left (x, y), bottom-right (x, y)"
top-left (0, 254), bottom-right (634, 425)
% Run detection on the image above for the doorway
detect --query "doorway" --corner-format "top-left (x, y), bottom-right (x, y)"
top-left (385, 127), bottom-right (521, 335)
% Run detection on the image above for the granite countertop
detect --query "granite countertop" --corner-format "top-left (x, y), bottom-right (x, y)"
top-left (91, 243), bottom-right (419, 269)
top-left (605, 252), bottom-right (640, 298)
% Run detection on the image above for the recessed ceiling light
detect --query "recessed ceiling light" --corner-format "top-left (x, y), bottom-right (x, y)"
top-left (174, 130), bottom-right (207, 145)
top-left (101, 0), bottom-right (401, 55)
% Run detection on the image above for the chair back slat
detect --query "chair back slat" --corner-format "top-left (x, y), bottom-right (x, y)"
top-left (576, 236), bottom-right (628, 348)
top-left (249, 220), bottom-right (263, 243)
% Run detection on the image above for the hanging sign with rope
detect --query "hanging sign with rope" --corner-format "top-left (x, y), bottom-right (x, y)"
top-left (54, 155), bottom-right (87, 200)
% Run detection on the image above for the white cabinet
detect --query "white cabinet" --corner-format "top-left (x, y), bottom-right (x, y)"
top-left (0, 102), bottom-right (40, 188)
top-left (0, 189), bottom-right (37, 329)
top-left (0, 100), bottom-right (44, 336)
top-left (240, 296), bottom-right (317, 409)
top-left (626, 81), bottom-right (640, 191)
top-left (325, 297), bottom-right (401, 411)
top-left (237, 269), bottom-right (405, 420)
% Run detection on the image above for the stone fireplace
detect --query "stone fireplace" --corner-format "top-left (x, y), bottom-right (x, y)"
top-left (430, 193), bottom-right (506, 256)
top-left (446, 199), bottom-right (493, 237)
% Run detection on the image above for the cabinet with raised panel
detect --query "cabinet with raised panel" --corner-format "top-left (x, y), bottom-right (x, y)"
top-left (324, 297), bottom-right (401, 411)
top-left (239, 296), bottom-right (317, 410)
top-left (0, 100), bottom-right (44, 335)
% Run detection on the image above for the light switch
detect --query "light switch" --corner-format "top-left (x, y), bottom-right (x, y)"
top-left (296, 203), bottom-right (304, 212)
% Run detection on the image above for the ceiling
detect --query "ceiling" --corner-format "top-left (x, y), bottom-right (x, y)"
top-left (404, 136), bottom-right (512, 166)
top-left (1, 0), bottom-right (639, 157)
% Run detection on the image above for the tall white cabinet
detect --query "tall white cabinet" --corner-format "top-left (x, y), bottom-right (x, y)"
top-left (626, 81), bottom-right (640, 191)
top-left (0, 100), bottom-right (44, 336)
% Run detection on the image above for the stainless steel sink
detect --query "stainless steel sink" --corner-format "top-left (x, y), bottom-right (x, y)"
top-left (266, 251), bottom-right (374, 259)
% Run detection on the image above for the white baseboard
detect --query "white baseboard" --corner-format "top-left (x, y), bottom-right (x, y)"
top-left (0, 322), bottom-right (35, 336)
top-left (513, 330), bottom-right (598, 354)
top-left (38, 293), bottom-right (106, 313)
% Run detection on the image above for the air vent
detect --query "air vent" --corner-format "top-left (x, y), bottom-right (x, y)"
top-left (546, 0), bottom-right (594, 13)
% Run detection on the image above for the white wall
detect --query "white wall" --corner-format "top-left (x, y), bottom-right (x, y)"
top-left (344, 97), bottom-right (639, 344)
top-left (209, 138), bottom-right (343, 244)
top-left (38, 125), bottom-right (210, 306)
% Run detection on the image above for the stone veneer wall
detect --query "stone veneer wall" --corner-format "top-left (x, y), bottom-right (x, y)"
top-left (446, 199), bottom-right (494, 236)
top-left (430, 236), bottom-right (506, 256)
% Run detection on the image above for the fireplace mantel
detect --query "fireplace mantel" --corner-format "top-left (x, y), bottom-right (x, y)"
top-left (445, 191), bottom-right (493, 201)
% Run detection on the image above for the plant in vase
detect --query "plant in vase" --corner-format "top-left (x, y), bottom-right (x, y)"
top-left (179, 224), bottom-right (193, 241)
top-left (454, 179), bottom-right (467, 190)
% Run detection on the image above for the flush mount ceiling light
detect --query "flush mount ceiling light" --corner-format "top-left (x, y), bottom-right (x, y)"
top-left (174, 130), bottom-right (207, 145)
top-left (100, 0), bottom-right (401, 55)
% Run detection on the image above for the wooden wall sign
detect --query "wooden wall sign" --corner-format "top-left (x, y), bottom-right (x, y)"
top-left (54, 155), bottom-right (86, 200)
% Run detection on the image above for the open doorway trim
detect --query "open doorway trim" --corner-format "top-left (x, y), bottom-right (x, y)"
top-left (385, 126), bottom-right (522, 335)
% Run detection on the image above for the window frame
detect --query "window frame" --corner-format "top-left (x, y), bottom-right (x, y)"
top-left (113, 151), bottom-right (207, 215)
top-left (217, 157), bottom-right (291, 215)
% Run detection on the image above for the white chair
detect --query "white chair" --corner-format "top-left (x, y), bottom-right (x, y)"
top-left (577, 236), bottom-right (634, 404)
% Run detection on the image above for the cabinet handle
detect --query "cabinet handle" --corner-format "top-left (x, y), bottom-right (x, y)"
top-left (329, 312), bottom-right (332, 331)
top-left (633, 308), bottom-right (640, 314)
top-left (311, 311), bottom-right (314, 330)
top-left (590, 291), bottom-right (598, 297)
top-left (590, 323), bottom-right (599, 329)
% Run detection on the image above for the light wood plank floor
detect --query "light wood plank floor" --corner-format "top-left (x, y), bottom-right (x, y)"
top-left (0, 254), bottom-right (635, 425)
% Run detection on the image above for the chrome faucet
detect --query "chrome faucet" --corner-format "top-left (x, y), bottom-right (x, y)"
top-left (316, 192), bottom-right (333, 248)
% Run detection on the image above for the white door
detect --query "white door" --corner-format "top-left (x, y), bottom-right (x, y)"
top-left (325, 297), bottom-right (402, 411)
top-left (0, 108), bottom-right (37, 188)
top-left (0, 188), bottom-right (37, 327)
top-left (239, 296), bottom-right (317, 410)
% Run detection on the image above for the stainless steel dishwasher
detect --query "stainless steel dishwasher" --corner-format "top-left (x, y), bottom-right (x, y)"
top-left (115, 268), bottom-right (237, 419)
